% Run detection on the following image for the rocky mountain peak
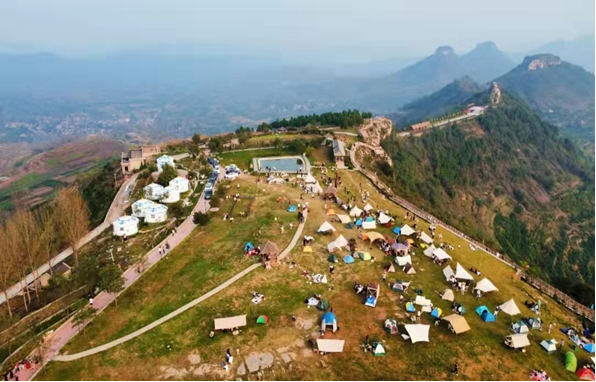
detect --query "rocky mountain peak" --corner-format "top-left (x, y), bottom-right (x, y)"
top-left (435, 46), bottom-right (456, 56)
top-left (523, 54), bottom-right (562, 70)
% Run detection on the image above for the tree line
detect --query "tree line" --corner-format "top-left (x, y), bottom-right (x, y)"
top-left (255, 110), bottom-right (372, 131)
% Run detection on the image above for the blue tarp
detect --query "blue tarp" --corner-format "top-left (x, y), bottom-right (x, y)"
top-left (343, 255), bottom-right (355, 264)
top-left (393, 227), bottom-right (401, 235)
top-left (481, 311), bottom-right (496, 322)
top-left (288, 205), bottom-right (296, 212)
top-left (355, 218), bottom-right (363, 226)
top-left (475, 305), bottom-right (490, 316)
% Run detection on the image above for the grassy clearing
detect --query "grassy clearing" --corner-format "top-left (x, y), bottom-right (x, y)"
top-left (39, 166), bottom-right (591, 381)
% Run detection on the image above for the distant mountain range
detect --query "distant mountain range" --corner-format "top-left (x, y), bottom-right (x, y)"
top-left (516, 35), bottom-right (595, 73)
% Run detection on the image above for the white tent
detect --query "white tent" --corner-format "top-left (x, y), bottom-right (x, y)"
top-left (169, 176), bottom-right (190, 193)
top-left (363, 203), bottom-right (374, 212)
top-left (423, 245), bottom-right (436, 258)
top-left (499, 299), bottom-right (521, 316)
top-left (443, 314), bottom-right (471, 334)
top-left (145, 204), bottom-right (168, 224)
top-left (540, 339), bottom-right (557, 352)
top-left (327, 242), bottom-right (339, 252)
top-left (156, 155), bottom-right (175, 172)
top-left (414, 295), bottom-right (432, 306)
top-left (443, 265), bottom-right (455, 281)
top-left (505, 334), bottom-right (530, 349)
top-left (455, 263), bottom-right (474, 281)
top-left (433, 248), bottom-right (452, 261)
top-left (474, 278), bottom-right (498, 293)
top-left (400, 225), bottom-right (416, 236)
top-left (419, 232), bottom-right (433, 244)
top-left (349, 206), bottom-right (363, 217)
top-left (337, 214), bottom-right (351, 224)
top-left (112, 216), bottom-right (139, 237)
top-left (362, 221), bottom-right (377, 230)
top-left (378, 212), bottom-right (393, 225)
top-left (404, 324), bottom-right (430, 343)
top-left (316, 339), bottom-right (345, 353)
top-left (161, 186), bottom-right (181, 203)
top-left (441, 289), bottom-right (455, 302)
top-left (144, 183), bottom-right (165, 200)
top-left (304, 173), bottom-right (316, 184)
top-left (131, 199), bottom-right (156, 218)
top-left (318, 222), bottom-right (336, 233)
top-left (395, 255), bottom-right (412, 267)
top-left (334, 235), bottom-right (348, 248)
top-left (214, 315), bottom-right (247, 330)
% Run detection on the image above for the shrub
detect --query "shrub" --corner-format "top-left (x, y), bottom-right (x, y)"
top-left (193, 212), bottom-right (210, 226)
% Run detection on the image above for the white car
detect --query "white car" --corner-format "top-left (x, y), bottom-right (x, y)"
top-left (224, 172), bottom-right (239, 180)
top-left (225, 164), bottom-right (239, 172)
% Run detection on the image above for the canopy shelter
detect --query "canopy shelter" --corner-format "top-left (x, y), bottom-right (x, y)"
top-left (455, 263), bottom-right (474, 281)
top-left (504, 334), bottom-right (530, 349)
top-left (303, 246), bottom-right (313, 253)
top-left (318, 222), bottom-right (336, 233)
top-left (577, 368), bottom-right (595, 381)
top-left (256, 315), bottom-right (268, 325)
top-left (404, 324), bottom-right (430, 343)
top-left (511, 320), bottom-right (529, 334)
top-left (384, 319), bottom-right (398, 334)
top-left (441, 289), bottom-right (455, 302)
top-left (475, 278), bottom-right (498, 293)
top-left (363, 203), bottom-right (374, 212)
top-left (392, 243), bottom-right (409, 256)
top-left (565, 351), bottom-right (577, 372)
top-left (415, 296), bottom-right (432, 306)
top-left (400, 225), bottom-right (416, 236)
top-left (378, 212), bottom-right (393, 225)
top-left (372, 342), bottom-right (386, 356)
top-left (443, 314), bottom-right (470, 334)
top-left (349, 206), bottom-right (363, 217)
top-left (214, 315), bottom-right (247, 330)
top-left (419, 232), bottom-right (433, 244)
top-left (316, 339), bottom-right (344, 353)
top-left (395, 255), bottom-right (412, 267)
top-left (366, 232), bottom-right (385, 243)
top-left (540, 339), bottom-right (557, 353)
top-left (423, 245), bottom-right (436, 258)
top-left (434, 248), bottom-right (452, 261)
top-left (261, 241), bottom-right (280, 256)
top-left (499, 299), bottom-right (521, 316)
top-left (324, 185), bottom-right (338, 198)
top-left (403, 263), bottom-right (416, 274)
top-left (343, 254), bottom-right (355, 264)
top-left (337, 214), bottom-right (351, 224)
top-left (443, 266), bottom-right (455, 281)
top-left (244, 242), bottom-right (254, 251)
top-left (362, 221), bottom-right (377, 230)
top-left (321, 312), bottom-right (338, 333)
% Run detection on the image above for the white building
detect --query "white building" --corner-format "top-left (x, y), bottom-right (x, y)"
top-left (144, 183), bottom-right (165, 200)
top-left (112, 216), bottom-right (139, 237)
top-left (156, 155), bottom-right (175, 172)
top-left (161, 185), bottom-right (180, 203)
top-left (131, 199), bottom-right (156, 218)
top-left (169, 176), bottom-right (190, 193)
top-left (145, 203), bottom-right (168, 224)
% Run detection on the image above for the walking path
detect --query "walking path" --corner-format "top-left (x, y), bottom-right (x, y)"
top-left (0, 173), bottom-right (139, 306)
top-left (20, 174), bottom-right (310, 379)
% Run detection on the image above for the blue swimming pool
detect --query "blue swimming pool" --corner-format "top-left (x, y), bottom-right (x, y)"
top-left (258, 157), bottom-right (305, 172)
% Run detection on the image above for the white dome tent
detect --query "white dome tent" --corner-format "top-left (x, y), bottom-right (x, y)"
top-left (144, 183), bottom-right (165, 200)
top-left (145, 203), bottom-right (168, 224)
top-left (169, 176), bottom-right (190, 193)
top-left (156, 155), bottom-right (175, 172)
top-left (131, 199), bottom-right (156, 218)
top-left (112, 216), bottom-right (139, 237)
top-left (161, 185), bottom-right (181, 203)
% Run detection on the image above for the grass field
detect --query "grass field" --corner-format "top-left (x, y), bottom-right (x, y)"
top-left (38, 163), bottom-right (592, 381)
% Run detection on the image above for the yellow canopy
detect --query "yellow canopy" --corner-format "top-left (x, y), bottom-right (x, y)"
top-left (327, 209), bottom-right (336, 216)
top-left (303, 246), bottom-right (313, 252)
top-left (367, 232), bottom-right (385, 243)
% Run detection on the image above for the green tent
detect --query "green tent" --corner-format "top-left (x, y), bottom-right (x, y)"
top-left (328, 254), bottom-right (338, 263)
top-left (317, 300), bottom-right (330, 311)
top-left (358, 251), bottom-right (372, 261)
top-left (372, 342), bottom-right (386, 356)
top-left (565, 351), bottom-right (577, 372)
top-left (256, 315), bottom-right (268, 325)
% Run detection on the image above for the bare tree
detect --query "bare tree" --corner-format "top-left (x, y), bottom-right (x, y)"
top-left (12, 209), bottom-right (43, 300)
top-left (4, 219), bottom-right (29, 312)
top-left (0, 226), bottom-right (15, 318)
top-left (54, 186), bottom-right (90, 267)
top-left (38, 207), bottom-right (58, 276)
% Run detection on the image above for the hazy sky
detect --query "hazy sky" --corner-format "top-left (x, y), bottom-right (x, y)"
top-left (0, 0), bottom-right (593, 63)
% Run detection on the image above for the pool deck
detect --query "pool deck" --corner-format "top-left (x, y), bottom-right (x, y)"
top-left (253, 154), bottom-right (311, 174)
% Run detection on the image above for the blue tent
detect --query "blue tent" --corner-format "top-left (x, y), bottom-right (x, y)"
top-left (244, 242), bottom-right (254, 251)
top-left (343, 255), bottom-right (355, 264)
top-left (321, 312), bottom-right (338, 332)
top-left (288, 205), bottom-right (296, 212)
top-left (431, 308), bottom-right (442, 318)
top-left (355, 218), bottom-right (363, 227)
top-left (584, 343), bottom-right (595, 353)
top-left (481, 311), bottom-right (496, 322)
top-left (393, 227), bottom-right (401, 235)
top-left (365, 216), bottom-right (374, 222)
top-left (476, 305), bottom-right (490, 316)
top-left (405, 302), bottom-right (416, 312)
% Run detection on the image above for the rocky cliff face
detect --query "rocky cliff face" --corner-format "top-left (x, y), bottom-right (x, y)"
top-left (524, 54), bottom-right (562, 70)
top-left (358, 117), bottom-right (393, 147)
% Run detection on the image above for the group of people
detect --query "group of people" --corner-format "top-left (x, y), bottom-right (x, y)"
top-left (451, 300), bottom-right (465, 315)
top-left (2, 357), bottom-right (36, 381)
top-left (530, 370), bottom-right (551, 381)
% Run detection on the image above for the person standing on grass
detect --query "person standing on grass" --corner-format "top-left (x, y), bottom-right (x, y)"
top-left (226, 348), bottom-right (233, 364)
top-left (382, 270), bottom-right (387, 282)
top-left (453, 362), bottom-right (459, 375)
top-left (548, 322), bottom-right (553, 334)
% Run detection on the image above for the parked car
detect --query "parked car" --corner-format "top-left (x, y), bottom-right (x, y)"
top-left (224, 172), bottom-right (239, 180)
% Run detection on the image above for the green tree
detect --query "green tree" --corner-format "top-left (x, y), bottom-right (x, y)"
top-left (193, 212), bottom-right (210, 226)
top-left (99, 264), bottom-right (125, 306)
top-left (72, 307), bottom-right (97, 334)
top-left (192, 133), bottom-right (202, 145)
top-left (157, 164), bottom-right (178, 187)
top-left (273, 137), bottom-right (283, 150)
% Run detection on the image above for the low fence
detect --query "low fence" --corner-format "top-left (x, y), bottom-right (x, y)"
top-left (351, 144), bottom-right (594, 322)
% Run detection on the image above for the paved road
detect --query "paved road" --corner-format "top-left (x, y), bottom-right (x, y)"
top-left (0, 173), bottom-right (139, 306)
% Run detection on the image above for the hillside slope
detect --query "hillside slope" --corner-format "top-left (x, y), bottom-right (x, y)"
top-left (378, 93), bottom-right (595, 304)
top-left (496, 54), bottom-right (595, 141)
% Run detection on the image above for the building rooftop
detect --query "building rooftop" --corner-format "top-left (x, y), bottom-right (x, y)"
top-left (333, 139), bottom-right (346, 157)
